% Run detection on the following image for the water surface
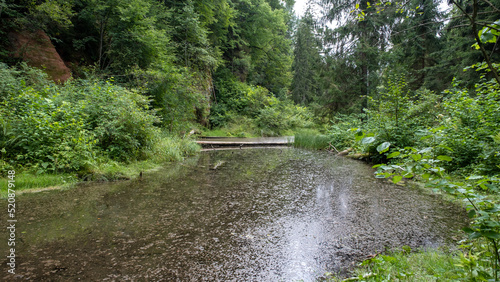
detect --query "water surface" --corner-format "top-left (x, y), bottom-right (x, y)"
top-left (1, 148), bottom-right (467, 281)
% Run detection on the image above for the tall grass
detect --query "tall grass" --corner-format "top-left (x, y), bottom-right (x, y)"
top-left (294, 130), bottom-right (331, 150)
top-left (0, 173), bottom-right (77, 197)
top-left (146, 133), bottom-right (200, 162)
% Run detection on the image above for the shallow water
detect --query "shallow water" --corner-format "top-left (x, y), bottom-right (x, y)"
top-left (1, 148), bottom-right (467, 281)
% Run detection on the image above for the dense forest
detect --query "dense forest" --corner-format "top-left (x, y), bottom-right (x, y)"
top-left (1, 0), bottom-right (500, 279)
top-left (0, 0), bottom-right (310, 177)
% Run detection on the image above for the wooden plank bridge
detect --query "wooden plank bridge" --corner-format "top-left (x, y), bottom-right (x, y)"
top-left (196, 137), bottom-right (294, 149)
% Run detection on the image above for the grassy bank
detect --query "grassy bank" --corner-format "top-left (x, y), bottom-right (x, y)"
top-left (0, 135), bottom-right (200, 198)
top-left (327, 247), bottom-right (469, 281)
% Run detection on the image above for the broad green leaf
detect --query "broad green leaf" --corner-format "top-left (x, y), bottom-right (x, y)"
top-left (392, 175), bottom-right (403, 184)
top-left (377, 142), bottom-right (391, 153)
top-left (403, 172), bottom-right (414, 178)
top-left (437, 155), bottom-right (452, 161)
top-left (387, 151), bottom-right (400, 158)
top-left (481, 231), bottom-right (500, 239)
top-left (410, 154), bottom-right (422, 161)
top-left (463, 227), bottom-right (475, 233)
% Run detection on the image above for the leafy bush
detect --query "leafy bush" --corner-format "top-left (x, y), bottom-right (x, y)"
top-left (211, 69), bottom-right (314, 136)
top-left (439, 77), bottom-right (500, 175)
top-left (339, 74), bottom-right (499, 175)
top-left (63, 79), bottom-right (160, 161)
top-left (142, 66), bottom-right (208, 132)
top-left (2, 80), bottom-right (97, 173)
top-left (327, 114), bottom-right (363, 151)
top-left (0, 65), bottom-right (192, 175)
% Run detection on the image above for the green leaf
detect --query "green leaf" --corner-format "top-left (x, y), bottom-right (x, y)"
top-left (410, 154), bottom-right (422, 161)
top-left (387, 151), bottom-right (400, 158)
top-left (437, 155), bottom-right (452, 161)
top-left (362, 137), bottom-right (376, 144)
top-left (403, 172), bottom-right (414, 179)
top-left (377, 142), bottom-right (391, 153)
top-left (467, 210), bottom-right (476, 218)
top-left (481, 231), bottom-right (500, 239)
top-left (392, 175), bottom-right (403, 184)
top-left (469, 231), bottom-right (483, 239)
top-left (463, 227), bottom-right (475, 233)
top-left (437, 145), bottom-right (454, 152)
top-left (467, 175), bottom-right (483, 180)
top-left (420, 135), bottom-right (433, 141)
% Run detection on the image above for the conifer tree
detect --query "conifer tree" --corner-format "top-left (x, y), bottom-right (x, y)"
top-left (291, 8), bottom-right (322, 105)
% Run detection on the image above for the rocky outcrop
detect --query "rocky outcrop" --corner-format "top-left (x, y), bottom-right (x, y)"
top-left (8, 30), bottom-right (71, 82)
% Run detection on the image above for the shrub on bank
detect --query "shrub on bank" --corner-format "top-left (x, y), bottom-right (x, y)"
top-left (0, 64), bottom-right (199, 175)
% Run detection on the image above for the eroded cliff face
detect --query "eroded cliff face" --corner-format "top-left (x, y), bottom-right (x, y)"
top-left (8, 29), bottom-right (71, 82)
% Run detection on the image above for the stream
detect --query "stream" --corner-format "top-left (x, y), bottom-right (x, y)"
top-left (1, 148), bottom-right (467, 281)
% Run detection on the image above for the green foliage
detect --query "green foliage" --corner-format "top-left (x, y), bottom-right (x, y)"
top-left (0, 65), bottom-right (200, 176)
top-left (328, 248), bottom-right (465, 281)
top-left (291, 8), bottom-right (322, 105)
top-left (326, 68), bottom-right (500, 280)
top-left (211, 70), bottom-right (314, 136)
top-left (144, 132), bottom-right (200, 163)
top-left (373, 138), bottom-right (500, 280)
top-left (170, 0), bottom-right (222, 70)
top-left (76, 0), bottom-right (173, 72)
top-left (474, 19), bottom-right (500, 49)
top-left (440, 76), bottom-right (500, 175)
top-left (1, 74), bottom-right (98, 173)
top-left (294, 129), bottom-right (332, 150)
top-left (234, 0), bottom-right (293, 95)
top-left (30, 0), bottom-right (74, 31)
top-left (138, 65), bottom-right (207, 132)
top-left (255, 101), bottom-right (313, 136)
top-left (326, 114), bottom-right (363, 151)
top-left (63, 78), bottom-right (160, 162)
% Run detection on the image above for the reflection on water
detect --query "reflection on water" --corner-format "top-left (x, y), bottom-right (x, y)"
top-left (1, 148), bottom-right (467, 281)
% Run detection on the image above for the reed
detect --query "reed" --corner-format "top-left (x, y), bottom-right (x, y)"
top-left (294, 130), bottom-right (331, 150)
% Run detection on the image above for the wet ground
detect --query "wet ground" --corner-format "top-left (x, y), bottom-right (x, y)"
top-left (1, 148), bottom-right (467, 281)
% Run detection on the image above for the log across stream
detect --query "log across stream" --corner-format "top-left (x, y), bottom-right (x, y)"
top-left (197, 136), bottom-right (294, 148)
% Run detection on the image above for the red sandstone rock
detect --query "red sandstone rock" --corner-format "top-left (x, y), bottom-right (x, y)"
top-left (8, 30), bottom-right (71, 82)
